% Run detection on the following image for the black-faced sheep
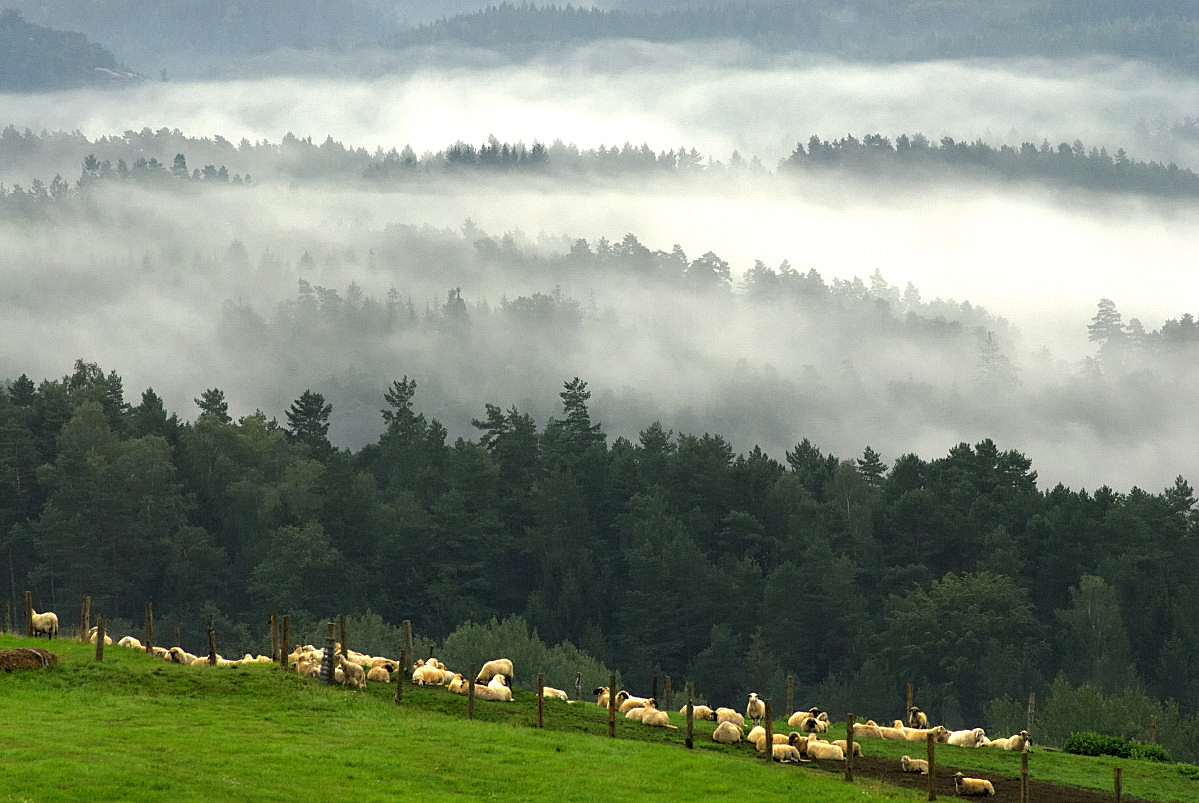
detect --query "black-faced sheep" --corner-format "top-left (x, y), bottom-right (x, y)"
top-left (30, 609), bottom-right (58, 639)
top-left (594, 686), bottom-right (612, 707)
top-left (618, 692), bottom-right (653, 713)
top-left (746, 692), bottom-right (766, 726)
top-left (907, 706), bottom-right (929, 729)
top-left (953, 772), bottom-right (996, 796)
top-left (475, 658), bottom-right (513, 687)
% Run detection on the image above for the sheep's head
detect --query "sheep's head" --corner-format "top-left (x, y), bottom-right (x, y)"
top-left (614, 690), bottom-right (630, 704)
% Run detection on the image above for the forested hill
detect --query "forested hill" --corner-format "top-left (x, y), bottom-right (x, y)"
top-left (0, 11), bottom-right (138, 91)
top-left (3, 363), bottom-right (1198, 759)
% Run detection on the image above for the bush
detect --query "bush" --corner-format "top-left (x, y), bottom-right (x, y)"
top-left (1063, 731), bottom-right (1173, 762)
top-left (1129, 742), bottom-right (1172, 763)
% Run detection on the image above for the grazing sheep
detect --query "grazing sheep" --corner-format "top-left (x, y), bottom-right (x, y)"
top-left (900, 755), bottom-right (929, 774)
top-left (983, 731), bottom-right (1030, 751)
top-left (946, 728), bottom-right (988, 748)
top-left (337, 655), bottom-right (366, 690)
top-left (30, 608), bottom-right (58, 639)
top-left (801, 733), bottom-right (845, 761)
top-left (681, 704), bottom-right (716, 720)
top-left (712, 721), bottom-right (744, 744)
top-left (953, 772), bottom-right (995, 796)
top-left (907, 706), bottom-right (929, 729)
top-left (475, 658), bottom-right (514, 687)
top-left (715, 708), bottom-right (745, 728)
top-left (852, 720), bottom-right (884, 739)
top-left (367, 666), bottom-right (391, 683)
top-left (833, 739), bottom-right (863, 757)
top-left (746, 692), bottom-right (766, 726)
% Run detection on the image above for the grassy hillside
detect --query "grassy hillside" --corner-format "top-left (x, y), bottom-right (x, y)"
top-left (1, 634), bottom-right (1192, 801)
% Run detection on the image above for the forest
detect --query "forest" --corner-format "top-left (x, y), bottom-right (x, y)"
top-left (2, 356), bottom-right (1198, 759)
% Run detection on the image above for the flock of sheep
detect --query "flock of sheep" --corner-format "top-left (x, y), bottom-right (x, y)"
top-left (36, 615), bottom-right (1026, 795)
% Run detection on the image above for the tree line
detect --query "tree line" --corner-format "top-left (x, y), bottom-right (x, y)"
top-left (2, 359), bottom-right (1197, 759)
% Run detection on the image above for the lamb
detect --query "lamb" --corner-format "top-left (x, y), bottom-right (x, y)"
top-left (900, 755), bottom-right (929, 774)
top-left (770, 742), bottom-right (803, 763)
top-left (953, 772), bottom-right (996, 796)
top-left (983, 731), bottom-right (1030, 751)
top-left (711, 721), bottom-right (744, 744)
top-left (715, 708), bottom-right (745, 728)
top-left (367, 666), bottom-right (391, 683)
top-left (30, 609), bottom-right (58, 639)
top-left (475, 658), bottom-right (513, 688)
top-left (802, 733), bottom-right (845, 760)
top-left (337, 655), bottom-right (366, 690)
top-left (680, 704), bottom-right (716, 720)
top-left (746, 692), bottom-right (766, 726)
top-left (833, 739), bottom-right (863, 757)
top-left (907, 706), bottom-right (929, 729)
top-left (946, 727), bottom-right (988, 748)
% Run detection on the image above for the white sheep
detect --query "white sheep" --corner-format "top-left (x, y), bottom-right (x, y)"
top-left (711, 721), bottom-right (744, 744)
top-left (618, 692), bottom-right (653, 713)
top-left (983, 730), bottom-right (1030, 751)
top-left (878, 724), bottom-right (908, 740)
top-left (475, 658), bottom-right (513, 687)
top-left (30, 609), bottom-right (58, 639)
top-left (902, 725), bottom-right (948, 743)
top-left (625, 706), bottom-right (647, 722)
top-left (367, 665), bottom-right (391, 683)
top-left (770, 742), bottom-right (803, 763)
top-left (746, 692), bottom-right (766, 726)
top-left (117, 635), bottom-right (143, 650)
top-left (542, 686), bottom-right (569, 701)
top-left (802, 733), bottom-right (845, 761)
top-left (900, 755), bottom-right (929, 774)
top-left (485, 674), bottom-right (514, 702)
top-left (788, 707), bottom-right (827, 727)
top-left (946, 727), bottom-right (988, 747)
top-left (953, 772), bottom-right (996, 796)
top-left (639, 700), bottom-right (676, 729)
top-left (681, 703), bottom-right (716, 720)
top-left (337, 655), bottom-right (366, 690)
top-left (715, 708), bottom-right (745, 728)
top-left (747, 725), bottom-right (766, 745)
top-left (447, 673), bottom-right (470, 694)
top-left (412, 663), bottom-right (446, 686)
top-left (833, 739), bottom-right (863, 757)
top-left (754, 731), bottom-right (797, 752)
top-left (594, 686), bottom-right (612, 707)
top-left (796, 714), bottom-right (829, 733)
top-left (851, 720), bottom-right (883, 739)
top-left (907, 706), bottom-right (929, 729)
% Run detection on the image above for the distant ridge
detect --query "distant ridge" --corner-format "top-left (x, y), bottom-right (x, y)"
top-left (0, 10), bottom-right (140, 92)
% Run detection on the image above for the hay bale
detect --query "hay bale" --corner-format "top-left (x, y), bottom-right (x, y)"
top-left (0, 648), bottom-right (61, 671)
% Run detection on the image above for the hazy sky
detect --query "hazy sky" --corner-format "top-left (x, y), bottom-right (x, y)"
top-left (2, 42), bottom-right (1197, 492)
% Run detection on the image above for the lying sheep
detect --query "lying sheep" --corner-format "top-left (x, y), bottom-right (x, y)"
top-left (471, 682), bottom-right (512, 702)
top-left (907, 706), bottom-right (929, 729)
top-left (626, 706), bottom-right (648, 722)
top-left (542, 686), bottom-right (569, 701)
top-left (746, 692), bottom-right (766, 726)
top-left (712, 721), bottom-right (744, 744)
top-left (681, 704), bottom-right (716, 720)
top-left (87, 627), bottom-right (112, 645)
top-left (118, 635), bottom-right (143, 650)
top-left (167, 646), bottom-right (195, 664)
top-left (946, 727), bottom-right (988, 747)
top-left (902, 725), bottom-right (948, 743)
top-left (367, 666), bottom-right (391, 683)
top-left (833, 739), bottom-right (863, 757)
top-left (485, 674), bottom-right (514, 702)
top-left (851, 720), bottom-right (883, 739)
top-left (801, 733), bottom-right (845, 761)
top-left (618, 692), bottom-right (653, 713)
top-left (878, 724), bottom-right (910, 740)
top-left (754, 731), bottom-right (798, 752)
top-left (788, 708), bottom-right (828, 727)
top-left (747, 725), bottom-right (766, 745)
top-left (953, 772), bottom-right (996, 796)
top-left (770, 742), bottom-right (803, 763)
top-left (594, 686), bottom-right (613, 707)
top-left (412, 663), bottom-right (446, 686)
top-left (30, 608), bottom-right (58, 639)
top-left (796, 714), bottom-right (829, 733)
top-left (447, 673), bottom-right (470, 695)
top-left (475, 658), bottom-right (514, 688)
top-left (640, 700), bottom-right (676, 729)
top-left (900, 755), bottom-right (929, 774)
top-left (983, 731), bottom-right (1030, 751)
top-left (715, 708), bottom-right (745, 728)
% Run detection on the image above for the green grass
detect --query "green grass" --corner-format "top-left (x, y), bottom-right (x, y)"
top-left (0, 636), bottom-right (914, 802)
top-left (2, 634), bottom-right (1192, 802)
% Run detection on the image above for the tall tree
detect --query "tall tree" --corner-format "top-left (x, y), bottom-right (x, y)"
top-left (285, 389), bottom-right (333, 457)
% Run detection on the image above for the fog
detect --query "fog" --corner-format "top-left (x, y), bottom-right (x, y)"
top-left (2, 42), bottom-right (1198, 493)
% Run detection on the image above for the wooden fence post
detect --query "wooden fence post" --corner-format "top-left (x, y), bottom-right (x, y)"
top-left (338, 614), bottom-right (347, 657)
top-left (787, 674), bottom-right (794, 716)
top-left (145, 602), bottom-right (154, 653)
top-left (845, 713), bottom-right (855, 782)
top-left (394, 648), bottom-right (406, 705)
top-left (926, 731), bottom-right (936, 801)
top-left (174, 625), bottom-right (181, 648)
top-left (907, 682), bottom-right (914, 719)
top-left (1150, 716), bottom-right (1157, 745)
top-left (1021, 748), bottom-right (1029, 803)
top-left (94, 614), bottom-right (106, 662)
top-left (468, 664), bottom-right (476, 721)
top-left (207, 616), bottom-right (217, 665)
top-left (685, 683), bottom-right (694, 749)
top-left (537, 673), bottom-right (545, 729)
top-left (608, 673), bottom-right (616, 738)
top-left (270, 614), bottom-right (278, 663)
top-left (4, 598), bottom-right (10, 633)
top-left (664, 675), bottom-right (672, 710)
top-left (763, 700), bottom-right (774, 761)
top-left (318, 622), bottom-right (335, 683)
top-left (1114, 767), bottom-right (1122, 803)
top-left (402, 620), bottom-right (413, 668)
top-left (1027, 692), bottom-right (1036, 737)
top-left (79, 595), bottom-right (91, 642)
top-left (24, 590), bottom-right (32, 637)
top-left (574, 671), bottom-right (582, 702)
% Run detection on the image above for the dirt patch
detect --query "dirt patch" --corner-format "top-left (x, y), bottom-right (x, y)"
top-left (805, 754), bottom-right (1154, 802)
top-left (0, 647), bottom-right (61, 671)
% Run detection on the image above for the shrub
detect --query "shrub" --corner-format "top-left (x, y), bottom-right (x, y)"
top-left (1063, 731), bottom-right (1130, 757)
top-left (1129, 742), bottom-right (1172, 763)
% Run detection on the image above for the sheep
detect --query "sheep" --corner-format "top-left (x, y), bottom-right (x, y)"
top-left (801, 733), bottom-right (845, 761)
top-left (485, 674), bottom-right (514, 702)
top-left (167, 646), bottom-right (195, 664)
top-left (711, 721), bottom-right (743, 744)
top-left (412, 663), bottom-right (446, 686)
top-left (754, 731), bottom-right (798, 752)
top-left (788, 708), bottom-right (828, 727)
top-left (715, 708), bottom-right (745, 728)
top-left (87, 627), bottom-right (112, 645)
top-left (770, 742), bottom-right (803, 763)
top-left (337, 655), bottom-right (366, 690)
top-left (983, 731), bottom-right (1030, 751)
top-left (746, 692), bottom-right (766, 726)
top-left (953, 772), bottom-right (996, 796)
top-left (900, 755), bottom-right (929, 774)
top-left (907, 706), bottom-right (929, 729)
top-left (625, 706), bottom-right (647, 722)
top-left (902, 725), bottom-right (948, 743)
top-left (833, 739), bottom-right (863, 757)
top-left (29, 608), bottom-right (58, 639)
top-left (640, 700), bottom-right (677, 729)
top-left (680, 703), bottom-right (716, 720)
top-left (152, 647), bottom-right (170, 659)
top-left (367, 665), bottom-right (391, 683)
top-left (118, 635), bottom-right (143, 650)
top-left (946, 727), bottom-right (988, 748)
top-left (796, 714), bottom-right (829, 733)
top-left (618, 692), bottom-right (654, 713)
top-left (542, 686), bottom-right (569, 701)
top-left (851, 720), bottom-right (883, 739)
top-left (475, 658), bottom-right (513, 688)
top-left (747, 725), bottom-right (766, 745)
top-left (594, 686), bottom-right (612, 707)
top-left (471, 682), bottom-right (511, 702)
top-left (447, 673), bottom-right (470, 694)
